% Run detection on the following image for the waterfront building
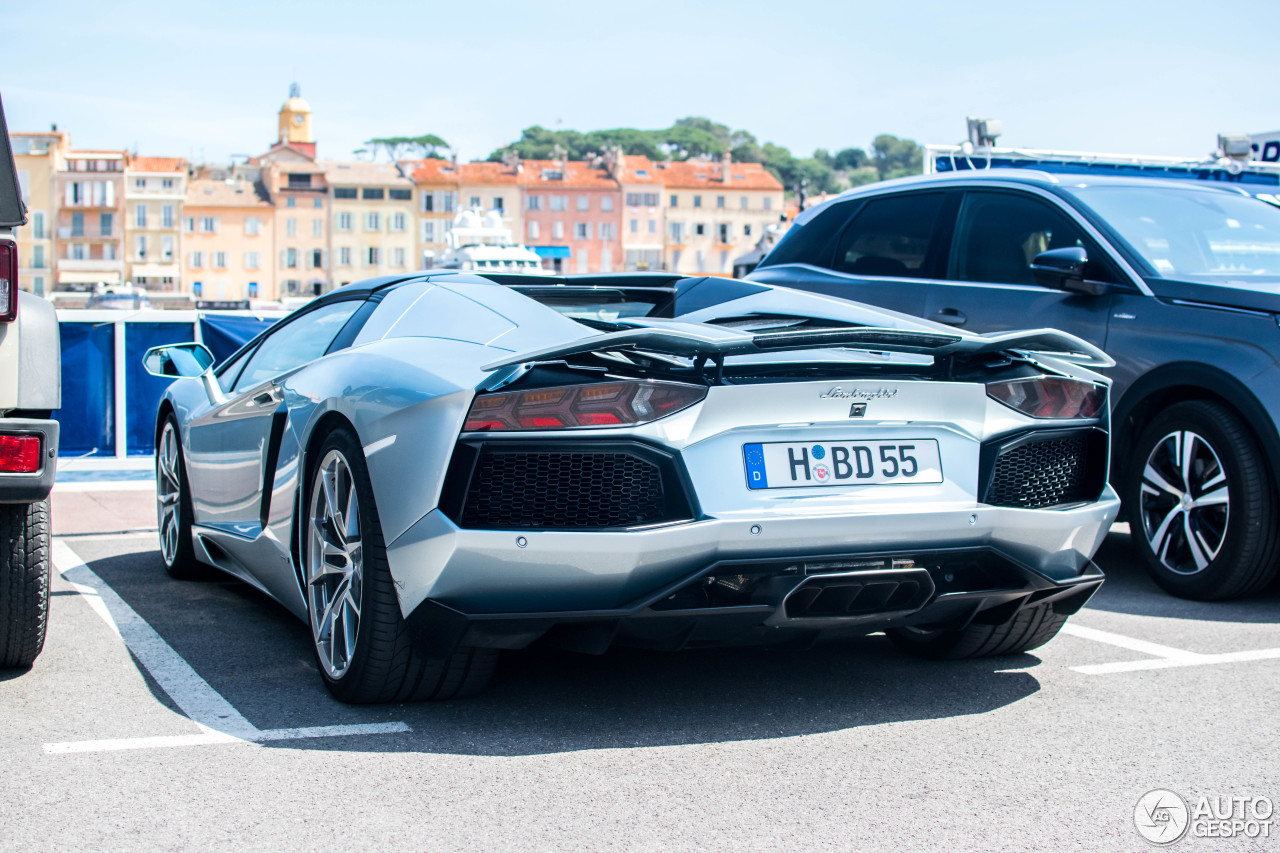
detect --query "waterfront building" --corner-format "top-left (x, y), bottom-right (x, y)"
top-left (123, 156), bottom-right (187, 294)
top-left (617, 154), bottom-right (665, 271)
top-left (660, 153), bottom-right (784, 275)
top-left (407, 157), bottom-right (458, 268)
top-left (10, 129), bottom-right (68, 295)
top-left (182, 177), bottom-right (276, 302)
top-left (518, 158), bottom-right (622, 273)
top-left (325, 161), bottom-right (415, 285)
top-left (53, 148), bottom-right (127, 293)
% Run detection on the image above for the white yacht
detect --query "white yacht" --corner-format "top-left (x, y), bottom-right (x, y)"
top-left (436, 208), bottom-right (553, 275)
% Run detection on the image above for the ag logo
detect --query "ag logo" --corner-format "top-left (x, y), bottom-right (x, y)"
top-left (1134, 789), bottom-right (1189, 845)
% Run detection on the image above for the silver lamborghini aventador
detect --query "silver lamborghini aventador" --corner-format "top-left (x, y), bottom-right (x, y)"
top-left (144, 272), bottom-right (1120, 702)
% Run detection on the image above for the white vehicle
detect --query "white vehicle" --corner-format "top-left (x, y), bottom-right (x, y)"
top-left (436, 208), bottom-right (553, 275)
top-left (0, 94), bottom-right (60, 669)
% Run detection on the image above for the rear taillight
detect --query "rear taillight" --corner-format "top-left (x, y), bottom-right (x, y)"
top-left (987, 376), bottom-right (1105, 419)
top-left (0, 239), bottom-right (16, 323)
top-left (464, 381), bottom-right (707, 431)
top-left (0, 434), bottom-right (41, 473)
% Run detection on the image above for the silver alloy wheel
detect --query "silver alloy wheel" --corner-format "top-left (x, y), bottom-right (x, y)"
top-left (306, 448), bottom-right (364, 679)
top-left (1139, 430), bottom-right (1230, 576)
top-left (156, 421), bottom-right (182, 566)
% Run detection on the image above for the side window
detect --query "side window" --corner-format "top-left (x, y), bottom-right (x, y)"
top-left (232, 300), bottom-right (362, 392)
top-left (951, 192), bottom-right (1117, 286)
top-left (756, 200), bottom-right (858, 270)
top-left (216, 346), bottom-right (255, 392)
top-left (832, 193), bottom-right (946, 278)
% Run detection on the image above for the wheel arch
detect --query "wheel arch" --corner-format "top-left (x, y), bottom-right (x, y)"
top-left (290, 409), bottom-right (360, 575)
top-left (1113, 362), bottom-right (1280, 489)
top-left (154, 398), bottom-right (176, 451)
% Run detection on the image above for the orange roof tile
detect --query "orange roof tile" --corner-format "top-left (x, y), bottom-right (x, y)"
top-left (457, 161), bottom-right (520, 185)
top-left (658, 159), bottom-right (783, 191)
top-left (518, 159), bottom-right (618, 190)
top-left (406, 158), bottom-right (457, 185)
top-left (128, 156), bottom-right (187, 173)
top-left (620, 155), bottom-right (662, 184)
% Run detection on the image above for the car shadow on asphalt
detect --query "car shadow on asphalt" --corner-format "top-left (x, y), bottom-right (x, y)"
top-left (79, 543), bottom-right (1047, 757)
top-left (1086, 528), bottom-right (1280, 624)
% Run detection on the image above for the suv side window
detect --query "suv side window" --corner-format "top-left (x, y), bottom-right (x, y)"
top-left (951, 191), bottom-right (1117, 285)
top-left (232, 300), bottom-right (362, 393)
top-left (832, 193), bottom-right (947, 278)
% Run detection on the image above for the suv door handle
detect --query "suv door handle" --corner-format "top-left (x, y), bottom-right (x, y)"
top-left (930, 308), bottom-right (967, 327)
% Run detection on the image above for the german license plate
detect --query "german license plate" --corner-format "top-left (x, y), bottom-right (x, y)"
top-left (743, 440), bottom-right (943, 490)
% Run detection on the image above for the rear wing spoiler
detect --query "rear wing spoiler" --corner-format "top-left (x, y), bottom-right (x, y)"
top-left (482, 324), bottom-right (1113, 372)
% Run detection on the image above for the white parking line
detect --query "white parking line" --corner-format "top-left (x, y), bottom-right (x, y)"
top-left (1062, 623), bottom-right (1280, 675)
top-left (45, 540), bottom-right (411, 754)
top-left (54, 480), bottom-right (155, 493)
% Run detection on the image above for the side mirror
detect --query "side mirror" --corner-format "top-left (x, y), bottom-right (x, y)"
top-left (143, 343), bottom-right (224, 406)
top-left (143, 343), bottom-right (215, 378)
top-left (1030, 247), bottom-right (1108, 296)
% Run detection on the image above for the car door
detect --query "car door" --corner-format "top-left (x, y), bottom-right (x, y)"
top-left (750, 190), bottom-right (958, 318)
top-left (184, 298), bottom-right (363, 531)
top-left (920, 189), bottom-right (1123, 347)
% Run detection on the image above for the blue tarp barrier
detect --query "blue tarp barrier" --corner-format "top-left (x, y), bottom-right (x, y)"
top-left (52, 313), bottom-right (284, 459)
top-left (199, 315), bottom-right (275, 365)
top-left (125, 322), bottom-right (197, 455)
top-left (53, 323), bottom-right (115, 457)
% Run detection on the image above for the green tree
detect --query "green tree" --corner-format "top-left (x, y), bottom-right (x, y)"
top-left (871, 134), bottom-right (923, 180)
top-left (834, 147), bottom-right (869, 170)
top-left (365, 134), bottom-right (451, 161)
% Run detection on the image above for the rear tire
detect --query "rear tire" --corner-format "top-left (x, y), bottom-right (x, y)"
top-left (888, 603), bottom-right (1067, 660)
top-left (1125, 401), bottom-right (1279, 600)
top-left (0, 500), bottom-right (52, 669)
top-left (304, 426), bottom-right (496, 703)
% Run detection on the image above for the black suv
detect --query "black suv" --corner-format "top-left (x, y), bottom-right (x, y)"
top-left (749, 170), bottom-right (1280, 600)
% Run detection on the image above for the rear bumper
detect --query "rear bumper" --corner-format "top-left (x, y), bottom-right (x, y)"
top-left (402, 547), bottom-right (1105, 658)
top-left (0, 418), bottom-right (59, 503)
top-left (388, 486), bottom-right (1120, 655)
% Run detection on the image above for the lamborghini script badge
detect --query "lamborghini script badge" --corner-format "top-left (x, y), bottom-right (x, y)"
top-left (819, 386), bottom-right (899, 400)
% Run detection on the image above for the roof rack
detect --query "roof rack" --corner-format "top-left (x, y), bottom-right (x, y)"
top-left (923, 143), bottom-right (1280, 199)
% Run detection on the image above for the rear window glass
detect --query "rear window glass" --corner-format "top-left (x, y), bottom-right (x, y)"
top-left (832, 193), bottom-right (945, 278)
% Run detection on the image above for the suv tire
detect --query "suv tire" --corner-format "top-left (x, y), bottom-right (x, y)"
top-left (1126, 400), bottom-right (1280, 600)
top-left (0, 500), bottom-right (51, 668)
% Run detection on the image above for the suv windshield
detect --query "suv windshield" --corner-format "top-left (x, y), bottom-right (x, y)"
top-left (1065, 184), bottom-right (1280, 280)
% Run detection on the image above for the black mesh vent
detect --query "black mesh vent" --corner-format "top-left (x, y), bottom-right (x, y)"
top-left (987, 434), bottom-right (1093, 509)
top-left (460, 449), bottom-right (671, 529)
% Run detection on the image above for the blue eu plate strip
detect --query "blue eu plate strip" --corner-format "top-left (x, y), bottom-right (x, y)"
top-left (743, 443), bottom-right (768, 490)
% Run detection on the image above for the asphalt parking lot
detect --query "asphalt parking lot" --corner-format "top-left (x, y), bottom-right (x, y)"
top-left (2, 481), bottom-right (1278, 851)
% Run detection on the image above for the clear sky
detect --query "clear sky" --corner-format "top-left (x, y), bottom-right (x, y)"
top-left (3, 0), bottom-right (1277, 165)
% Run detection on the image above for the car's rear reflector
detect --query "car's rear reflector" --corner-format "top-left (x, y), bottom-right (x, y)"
top-left (0, 239), bottom-right (16, 323)
top-left (465, 381), bottom-right (707, 431)
top-left (0, 434), bottom-right (41, 473)
top-left (986, 376), bottom-right (1105, 419)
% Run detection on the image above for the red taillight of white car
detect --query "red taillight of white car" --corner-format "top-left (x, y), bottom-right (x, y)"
top-left (0, 434), bottom-right (41, 473)
top-left (987, 376), bottom-right (1106, 419)
top-left (0, 239), bottom-right (16, 323)
top-left (464, 381), bottom-right (708, 431)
